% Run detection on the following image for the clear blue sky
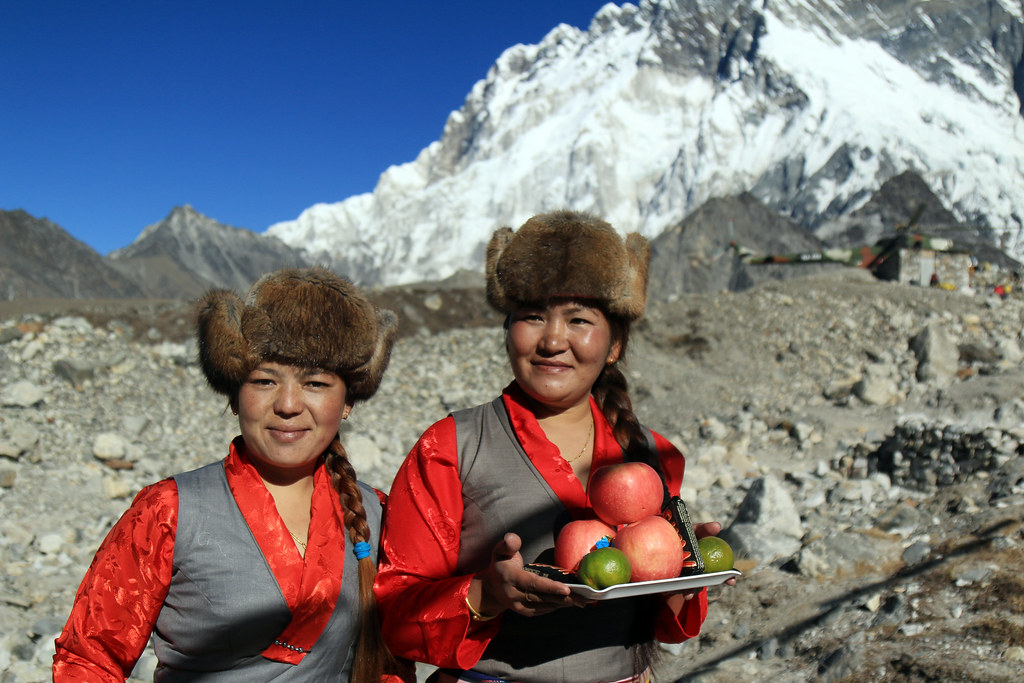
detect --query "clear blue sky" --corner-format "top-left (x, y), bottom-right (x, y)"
top-left (1, 1), bottom-right (614, 255)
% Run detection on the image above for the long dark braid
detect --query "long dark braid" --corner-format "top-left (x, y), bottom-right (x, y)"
top-left (322, 436), bottom-right (397, 683)
top-left (591, 316), bottom-right (666, 486)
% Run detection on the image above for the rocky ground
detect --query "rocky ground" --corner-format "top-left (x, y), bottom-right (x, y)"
top-left (1, 267), bottom-right (1022, 682)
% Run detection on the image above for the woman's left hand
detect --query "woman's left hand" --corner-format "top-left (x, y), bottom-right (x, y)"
top-left (473, 533), bottom-right (588, 618)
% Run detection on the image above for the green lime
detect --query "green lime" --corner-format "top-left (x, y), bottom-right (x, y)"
top-left (577, 547), bottom-right (632, 589)
top-left (698, 536), bottom-right (734, 573)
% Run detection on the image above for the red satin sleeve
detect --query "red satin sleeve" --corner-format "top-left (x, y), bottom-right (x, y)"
top-left (53, 479), bottom-right (178, 681)
top-left (654, 589), bottom-right (709, 643)
top-left (374, 417), bottom-right (499, 669)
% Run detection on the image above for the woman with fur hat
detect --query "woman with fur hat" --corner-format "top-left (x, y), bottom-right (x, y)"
top-left (54, 267), bottom-right (410, 682)
top-left (374, 211), bottom-right (724, 683)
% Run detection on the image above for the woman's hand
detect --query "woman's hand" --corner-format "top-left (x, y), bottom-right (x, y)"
top-left (660, 519), bottom-right (738, 619)
top-left (470, 533), bottom-right (587, 618)
top-left (664, 520), bottom-right (739, 604)
top-left (693, 521), bottom-right (722, 539)
top-left (693, 520), bottom-right (738, 587)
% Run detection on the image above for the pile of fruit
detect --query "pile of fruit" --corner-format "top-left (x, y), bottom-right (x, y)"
top-left (555, 462), bottom-right (733, 589)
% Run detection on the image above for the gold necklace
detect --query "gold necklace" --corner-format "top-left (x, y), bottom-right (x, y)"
top-left (563, 419), bottom-right (594, 464)
top-left (289, 530), bottom-right (307, 551)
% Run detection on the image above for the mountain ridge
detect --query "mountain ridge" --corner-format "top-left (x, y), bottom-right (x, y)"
top-left (0, 210), bottom-right (143, 300)
top-left (0, 206), bottom-right (316, 302)
top-left (4, 166), bottom-right (1019, 305)
top-left (5, 0), bottom-right (1022, 298)
top-left (108, 205), bottom-right (311, 299)
top-left (266, 0), bottom-right (1024, 287)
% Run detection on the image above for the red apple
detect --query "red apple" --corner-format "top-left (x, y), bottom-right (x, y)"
top-left (589, 462), bottom-right (664, 526)
top-left (554, 519), bottom-right (616, 571)
top-left (613, 514), bottom-right (684, 582)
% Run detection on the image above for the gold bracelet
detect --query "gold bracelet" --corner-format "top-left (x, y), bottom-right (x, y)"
top-left (465, 595), bottom-right (499, 622)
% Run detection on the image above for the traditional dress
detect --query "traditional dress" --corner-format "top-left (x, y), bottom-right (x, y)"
top-left (374, 384), bottom-right (707, 683)
top-left (53, 437), bottom-right (391, 682)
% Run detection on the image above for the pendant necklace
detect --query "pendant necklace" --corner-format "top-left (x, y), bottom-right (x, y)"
top-left (564, 419), bottom-right (594, 464)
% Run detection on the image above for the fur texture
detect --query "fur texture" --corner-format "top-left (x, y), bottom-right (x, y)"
top-left (485, 210), bottom-right (650, 320)
top-left (196, 267), bottom-right (397, 401)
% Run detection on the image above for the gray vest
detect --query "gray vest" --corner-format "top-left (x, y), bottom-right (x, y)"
top-left (453, 398), bottom-right (656, 683)
top-left (152, 461), bottom-right (381, 681)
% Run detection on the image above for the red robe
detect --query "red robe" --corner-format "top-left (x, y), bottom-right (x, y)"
top-left (374, 385), bottom-right (708, 670)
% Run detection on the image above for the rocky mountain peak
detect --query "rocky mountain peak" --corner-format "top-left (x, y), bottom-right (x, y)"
top-left (266, 0), bottom-right (1024, 287)
top-left (108, 206), bottom-right (311, 298)
top-left (112, 205), bottom-right (241, 259)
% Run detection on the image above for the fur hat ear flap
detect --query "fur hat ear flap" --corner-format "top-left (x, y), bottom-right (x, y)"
top-left (196, 289), bottom-right (255, 396)
top-left (346, 308), bottom-right (399, 401)
top-left (620, 232), bottom-right (651, 320)
top-left (485, 227), bottom-right (515, 314)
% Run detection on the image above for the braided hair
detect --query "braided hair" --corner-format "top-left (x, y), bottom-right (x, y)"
top-left (322, 436), bottom-right (398, 683)
top-left (590, 314), bottom-right (666, 488)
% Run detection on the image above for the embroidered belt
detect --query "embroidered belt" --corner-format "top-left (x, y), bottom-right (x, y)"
top-left (435, 670), bottom-right (509, 683)
top-left (434, 668), bottom-right (650, 683)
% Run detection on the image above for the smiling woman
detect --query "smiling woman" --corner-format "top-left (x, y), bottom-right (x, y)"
top-left (52, 267), bottom-right (412, 683)
top-left (374, 211), bottom-right (731, 683)
top-left (506, 300), bottom-right (622, 416)
top-left (235, 363), bottom-right (353, 484)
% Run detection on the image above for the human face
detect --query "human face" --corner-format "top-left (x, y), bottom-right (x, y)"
top-left (236, 362), bottom-right (351, 482)
top-left (507, 300), bottom-right (622, 415)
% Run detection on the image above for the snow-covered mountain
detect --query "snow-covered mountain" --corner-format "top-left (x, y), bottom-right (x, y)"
top-left (267, 0), bottom-right (1024, 287)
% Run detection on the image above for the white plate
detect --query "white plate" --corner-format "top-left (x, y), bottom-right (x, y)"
top-left (567, 570), bottom-right (741, 600)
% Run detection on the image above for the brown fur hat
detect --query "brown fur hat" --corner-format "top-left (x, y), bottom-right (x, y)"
top-left (196, 267), bottom-right (398, 402)
top-left (485, 210), bottom-right (650, 320)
